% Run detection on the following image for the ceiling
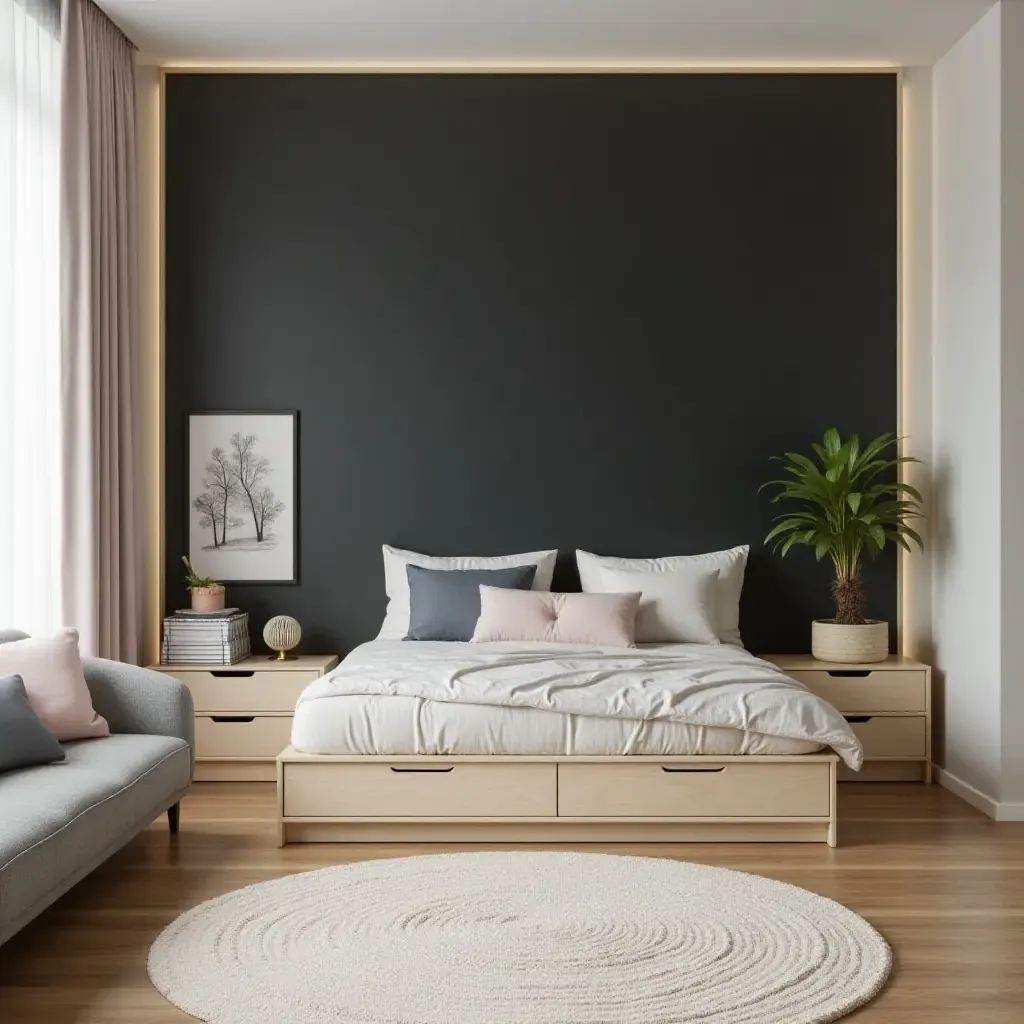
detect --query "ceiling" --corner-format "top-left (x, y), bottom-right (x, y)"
top-left (97, 0), bottom-right (994, 66)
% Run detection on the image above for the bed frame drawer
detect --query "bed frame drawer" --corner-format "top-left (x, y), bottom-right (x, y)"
top-left (786, 669), bottom-right (928, 713)
top-left (845, 715), bottom-right (927, 758)
top-left (195, 715), bottom-right (294, 759)
top-left (557, 761), bottom-right (831, 818)
top-left (282, 762), bottom-right (557, 818)
top-left (177, 669), bottom-right (319, 713)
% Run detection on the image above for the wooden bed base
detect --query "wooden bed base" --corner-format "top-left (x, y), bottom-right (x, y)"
top-left (276, 749), bottom-right (839, 847)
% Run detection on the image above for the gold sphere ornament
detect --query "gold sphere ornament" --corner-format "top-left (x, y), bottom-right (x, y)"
top-left (263, 615), bottom-right (301, 660)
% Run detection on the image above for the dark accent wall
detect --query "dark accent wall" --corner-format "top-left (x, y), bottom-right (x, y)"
top-left (165, 72), bottom-right (898, 655)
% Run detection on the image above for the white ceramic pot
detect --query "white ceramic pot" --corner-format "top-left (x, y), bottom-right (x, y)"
top-left (811, 619), bottom-right (888, 664)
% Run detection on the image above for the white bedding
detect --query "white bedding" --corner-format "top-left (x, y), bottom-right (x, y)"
top-left (291, 640), bottom-right (862, 768)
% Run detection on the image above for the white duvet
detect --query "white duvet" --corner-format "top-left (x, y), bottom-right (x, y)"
top-left (292, 641), bottom-right (863, 769)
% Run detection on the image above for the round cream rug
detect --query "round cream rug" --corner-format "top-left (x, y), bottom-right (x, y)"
top-left (149, 852), bottom-right (890, 1024)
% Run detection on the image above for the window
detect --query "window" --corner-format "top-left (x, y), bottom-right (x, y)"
top-left (0, 0), bottom-right (61, 632)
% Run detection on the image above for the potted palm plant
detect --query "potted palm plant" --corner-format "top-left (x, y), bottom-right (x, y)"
top-left (761, 428), bottom-right (923, 663)
top-left (182, 556), bottom-right (226, 613)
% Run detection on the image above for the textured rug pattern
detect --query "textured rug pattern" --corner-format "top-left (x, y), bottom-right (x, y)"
top-left (148, 851), bottom-right (890, 1024)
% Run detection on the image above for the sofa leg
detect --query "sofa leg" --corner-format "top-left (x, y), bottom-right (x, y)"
top-left (168, 802), bottom-right (180, 834)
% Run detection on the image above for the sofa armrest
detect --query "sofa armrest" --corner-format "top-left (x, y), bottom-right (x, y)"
top-left (83, 659), bottom-right (195, 767)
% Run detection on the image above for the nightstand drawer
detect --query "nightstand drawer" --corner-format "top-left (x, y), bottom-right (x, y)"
top-left (176, 669), bottom-right (319, 713)
top-left (845, 715), bottom-right (927, 758)
top-left (788, 669), bottom-right (927, 713)
top-left (195, 715), bottom-right (293, 759)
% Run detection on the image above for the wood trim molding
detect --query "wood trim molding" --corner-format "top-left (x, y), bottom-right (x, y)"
top-left (137, 60), bottom-right (165, 666)
top-left (147, 59), bottom-right (901, 72)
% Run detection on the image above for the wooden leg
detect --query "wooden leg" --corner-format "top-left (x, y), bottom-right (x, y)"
top-left (827, 759), bottom-right (838, 847)
top-left (276, 758), bottom-right (286, 847)
top-left (168, 802), bottom-right (180, 834)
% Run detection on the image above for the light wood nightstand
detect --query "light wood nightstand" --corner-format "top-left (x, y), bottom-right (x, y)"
top-left (151, 654), bottom-right (340, 781)
top-left (766, 654), bottom-right (932, 783)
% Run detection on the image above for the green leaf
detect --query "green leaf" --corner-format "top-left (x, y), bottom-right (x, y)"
top-left (847, 434), bottom-right (860, 473)
top-left (892, 480), bottom-right (924, 503)
top-left (823, 428), bottom-right (842, 456)
top-left (779, 534), bottom-right (804, 557)
top-left (765, 520), bottom-right (805, 544)
top-left (869, 524), bottom-right (886, 549)
top-left (900, 524), bottom-right (925, 550)
top-left (846, 492), bottom-right (862, 514)
top-left (886, 531), bottom-right (913, 552)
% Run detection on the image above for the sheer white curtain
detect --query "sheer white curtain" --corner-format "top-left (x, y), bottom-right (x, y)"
top-left (0, 0), bottom-right (62, 634)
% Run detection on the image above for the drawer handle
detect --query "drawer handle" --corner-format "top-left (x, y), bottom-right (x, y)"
top-left (389, 766), bottom-right (455, 774)
top-left (210, 671), bottom-right (255, 678)
top-left (827, 670), bottom-right (871, 678)
top-left (210, 715), bottom-right (255, 724)
top-left (660, 766), bottom-right (727, 774)
top-left (845, 715), bottom-right (873, 724)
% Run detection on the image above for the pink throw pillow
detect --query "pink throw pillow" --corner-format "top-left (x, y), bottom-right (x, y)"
top-left (471, 587), bottom-right (641, 647)
top-left (0, 629), bottom-right (109, 741)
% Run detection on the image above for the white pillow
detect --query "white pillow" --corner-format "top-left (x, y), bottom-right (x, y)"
top-left (576, 545), bottom-right (749, 646)
top-left (377, 545), bottom-right (559, 640)
top-left (587, 565), bottom-right (720, 645)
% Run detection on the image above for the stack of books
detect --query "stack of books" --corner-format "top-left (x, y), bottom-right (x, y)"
top-left (160, 609), bottom-right (251, 665)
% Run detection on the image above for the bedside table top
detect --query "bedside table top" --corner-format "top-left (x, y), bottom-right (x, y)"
top-left (763, 654), bottom-right (928, 672)
top-left (153, 654), bottom-right (340, 673)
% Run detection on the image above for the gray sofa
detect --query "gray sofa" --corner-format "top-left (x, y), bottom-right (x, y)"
top-left (0, 629), bottom-right (194, 945)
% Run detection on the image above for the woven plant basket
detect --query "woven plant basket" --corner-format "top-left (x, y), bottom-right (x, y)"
top-left (811, 619), bottom-right (888, 664)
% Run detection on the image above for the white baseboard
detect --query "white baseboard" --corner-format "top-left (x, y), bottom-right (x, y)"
top-left (995, 801), bottom-right (1024, 822)
top-left (934, 767), bottom-right (999, 818)
top-left (933, 767), bottom-right (1024, 820)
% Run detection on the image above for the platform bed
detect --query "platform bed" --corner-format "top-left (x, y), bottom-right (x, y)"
top-left (276, 747), bottom-right (839, 846)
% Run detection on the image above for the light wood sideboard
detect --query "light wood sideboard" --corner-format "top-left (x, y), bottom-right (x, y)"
top-left (767, 654), bottom-right (932, 783)
top-left (151, 654), bottom-right (339, 781)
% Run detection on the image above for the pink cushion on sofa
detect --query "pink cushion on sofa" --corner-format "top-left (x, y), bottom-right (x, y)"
top-left (0, 629), bottom-right (109, 741)
top-left (471, 587), bottom-right (641, 647)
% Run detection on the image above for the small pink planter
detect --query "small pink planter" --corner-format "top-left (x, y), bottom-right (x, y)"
top-left (190, 585), bottom-right (226, 612)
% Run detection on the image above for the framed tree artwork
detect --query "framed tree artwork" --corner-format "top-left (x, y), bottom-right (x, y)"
top-left (187, 411), bottom-right (298, 584)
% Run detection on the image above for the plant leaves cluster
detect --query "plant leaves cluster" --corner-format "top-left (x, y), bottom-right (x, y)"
top-left (761, 428), bottom-right (924, 591)
top-left (181, 555), bottom-right (218, 590)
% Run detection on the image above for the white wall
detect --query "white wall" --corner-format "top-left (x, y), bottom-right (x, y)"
top-left (932, 5), bottom-right (1003, 805)
top-left (930, 0), bottom-right (1024, 816)
top-left (998, 0), bottom-right (1024, 806)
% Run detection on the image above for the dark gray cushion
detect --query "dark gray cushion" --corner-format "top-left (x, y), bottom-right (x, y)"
top-left (0, 675), bottom-right (65, 773)
top-left (405, 564), bottom-right (537, 641)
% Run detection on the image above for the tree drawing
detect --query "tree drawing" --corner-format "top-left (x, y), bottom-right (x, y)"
top-left (192, 492), bottom-right (221, 547)
top-left (253, 487), bottom-right (286, 542)
top-left (204, 447), bottom-right (239, 545)
top-left (229, 432), bottom-right (273, 542)
top-left (193, 429), bottom-right (287, 550)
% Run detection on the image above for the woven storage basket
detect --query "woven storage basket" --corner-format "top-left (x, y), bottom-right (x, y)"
top-left (811, 619), bottom-right (888, 664)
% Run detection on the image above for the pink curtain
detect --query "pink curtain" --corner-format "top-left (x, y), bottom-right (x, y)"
top-left (60, 0), bottom-right (142, 662)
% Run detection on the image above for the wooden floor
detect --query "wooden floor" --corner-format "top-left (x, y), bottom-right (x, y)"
top-left (1, 782), bottom-right (1022, 1023)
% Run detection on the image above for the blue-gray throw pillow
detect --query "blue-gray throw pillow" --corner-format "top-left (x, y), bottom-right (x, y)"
top-left (0, 674), bottom-right (66, 773)
top-left (405, 564), bottom-right (538, 642)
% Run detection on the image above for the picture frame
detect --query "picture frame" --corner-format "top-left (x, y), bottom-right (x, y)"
top-left (186, 410), bottom-right (298, 584)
